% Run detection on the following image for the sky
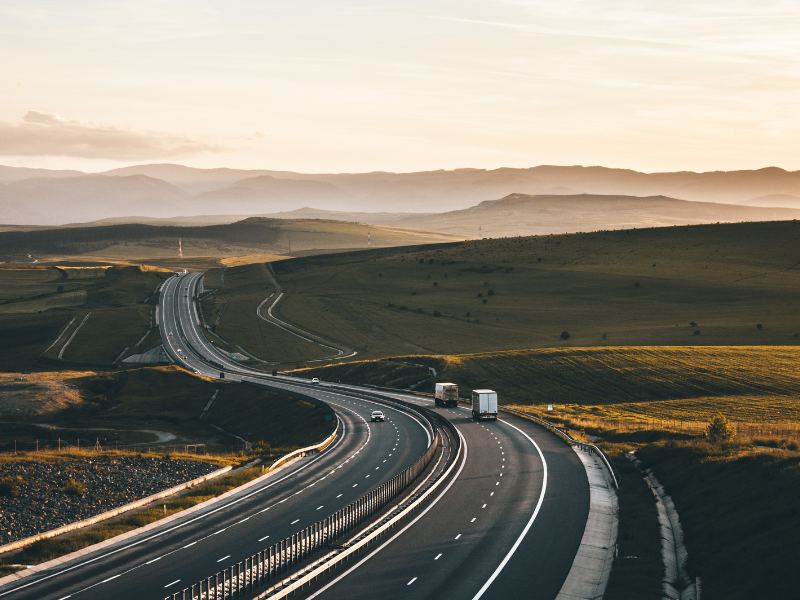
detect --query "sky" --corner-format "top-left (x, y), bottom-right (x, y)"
top-left (1, 0), bottom-right (799, 174)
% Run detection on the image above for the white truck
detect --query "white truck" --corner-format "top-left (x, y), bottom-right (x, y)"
top-left (435, 383), bottom-right (459, 407)
top-left (471, 389), bottom-right (498, 420)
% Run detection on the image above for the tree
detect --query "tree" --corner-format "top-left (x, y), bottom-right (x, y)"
top-left (694, 330), bottom-right (701, 335)
top-left (756, 323), bottom-right (763, 330)
top-left (560, 331), bottom-right (570, 340)
top-left (487, 289), bottom-right (495, 295)
top-left (706, 414), bottom-right (734, 442)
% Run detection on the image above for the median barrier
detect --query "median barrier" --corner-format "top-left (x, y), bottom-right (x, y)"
top-left (164, 407), bottom-right (455, 600)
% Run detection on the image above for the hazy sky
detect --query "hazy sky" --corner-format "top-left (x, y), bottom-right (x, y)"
top-left (1, 0), bottom-right (799, 173)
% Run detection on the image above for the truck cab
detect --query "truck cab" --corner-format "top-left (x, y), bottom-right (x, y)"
top-left (471, 389), bottom-right (498, 420)
top-left (435, 383), bottom-right (459, 407)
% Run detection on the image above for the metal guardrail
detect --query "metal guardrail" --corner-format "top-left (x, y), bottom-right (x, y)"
top-left (500, 407), bottom-right (620, 489)
top-left (165, 419), bottom-right (444, 600)
top-left (268, 419), bottom-right (340, 471)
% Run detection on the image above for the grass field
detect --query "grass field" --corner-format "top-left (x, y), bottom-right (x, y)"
top-left (0, 265), bottom-right (168, 370)
top-left (631, 440), bottom-right (800, 600)
top-left (0, 366), bottom-right (334, 454)
top-left (258, 220), bottom-right (800, 361)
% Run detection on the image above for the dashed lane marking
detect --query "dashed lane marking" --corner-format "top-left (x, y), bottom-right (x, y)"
top-left (217, 555), bottom-right (231, 562)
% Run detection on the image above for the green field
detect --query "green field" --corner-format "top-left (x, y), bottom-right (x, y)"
top-left (258, 220), bottom-right (800, 362)
top-left (0, 265), bottom-right (169, 370)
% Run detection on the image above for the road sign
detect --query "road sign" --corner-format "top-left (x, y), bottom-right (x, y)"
top-left (547, 404), bottom-right (554, 411)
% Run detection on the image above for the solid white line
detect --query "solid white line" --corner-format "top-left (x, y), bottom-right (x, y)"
top-left (407, 577), bottom-right (418, 585)
top-left (470, 419), bottom-right (548, 600)
top-left (306, 430), bottom-right (468, 599)
top-left (164, 579), bottom-right (181, 588)
top-left (259, 535), bottom-right (270, 542)
top-left (434, 553), bottom-right (442, 560)
top-left (217, 555), bottom-right (230, 562)
top-left (183, 542), bottom-right (196, 548)
top-left (145, 557), bottom-right (163, 564)
top-left (291, 519), bottom-right (300, 524)
top-left (316, 505), bottom-right (324, 510)
top-left (101, 574), bottom-right (120, 583)
top-left (455, 534), bottom-right (462, 539)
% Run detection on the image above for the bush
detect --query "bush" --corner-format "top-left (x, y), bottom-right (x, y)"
top-left (560, 331), bottom-right (570, 340)
top-left (482, 299), bottom-right (487, 304)
top-left (756, 323), bottom-right (763, 330)
top-left (433, 310), bottom-right (441, 317)
top-left (417, 308), bottom-right (423, 313)
top-left (793, 333), bottom-right (799, 339)
top-left (62, 478), bottom-right (87, 496)
top-left (0, 476), bottom-right (23, 497)
top-left (690, 321), bottom-right (697, 327)
top-left (465, 312), bottom-right (471, 317)
top-left (694, 330), bottom-right (701, 335)
top-left (378, 273), bottom-right (382, 277)
top-left (477, 293), bottom-right (482, 298)
top-left (487, 289), bottom-right (495, 295)
top-left (706, 414), bottom-right (735, 442)
top-left (483, 281), bottom-right (489, 286)
top-left (57, 285), bottom-right (64, 293)
top-left (433, 282), bottom-right (438, 286)
top-left (398, 305), bottom-right (407, 310)
top-left (387, 303), bottom-right (395, 308)
top-left (634, 282), bottom-right (640, 288)
top-left (411, 291), bottom-right (417, 295)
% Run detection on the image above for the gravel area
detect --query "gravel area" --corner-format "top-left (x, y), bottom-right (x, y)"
top-left (0, 457), bottom-right (218, 545)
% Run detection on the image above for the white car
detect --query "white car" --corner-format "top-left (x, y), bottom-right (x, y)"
top-left (370, 411), bottom-right (385, 422)
top-left (311, 378), bottom-right (320, 384)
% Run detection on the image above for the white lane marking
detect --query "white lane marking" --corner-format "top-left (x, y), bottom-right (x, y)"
top-left (471, 518), bottom-right (476, 522)
top-left (471, 418), bottom-right (548, 600)
top-left (496, 482), bottom-right (499, 486)
top-left (316, 505), bottom-right (324, 510)
top-left (455, 534), bottom-right (462, 539)
top-left (490, 492), bottom-right (494, 496)
top-left (217, 555), bottom-right (231, 562)
top-left (57, 596), bottom-right (72, 600)
top-left (291, 519), bottom-right (300, 524)
top-left (408, 577), bottom-right (418, 585)
top-left (482, 504), bottom-right (487, 508)
top-left (164, 580), bottom-right (181, 588)
top-left (353, 484), bottom-right (358, 487)
top-left (375, 467), bottom-right (380, 470)
top-left (101, 574), bottom-right (121, 583)
top-left (213, 528), bottom-right (226, 535)
top-left (259, 535), bottom-right (270, 541)
top-left (237, 517), bottom-right (250, 524)
top-left (365, 475), bottom-right (370, 478)
top-left (306, 429), bottom-right (468, 600)
top-left (145, 557), bottom-right (163, 564)
top-left (336, 494), bottom-right (343, 498)
top-left (434, 553), bottom-right (442, 560)
top-left (183, 542), bottom-right (197, 548)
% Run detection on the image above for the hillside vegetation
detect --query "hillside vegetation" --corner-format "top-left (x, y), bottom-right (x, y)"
top-left (260, 220), bottom-right (800, 362)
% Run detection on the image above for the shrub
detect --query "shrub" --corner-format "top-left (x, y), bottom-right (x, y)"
top-left (537, 258), bottom-right (542, 262)
top-left (387, 303), bottom-right (395, 308)
top-left (477, 293), bottom-right (482, 298)
top-left (378, 273), bottom-right (382, 277)
top-left (756, 323), bottom-right (763, 330)
top-left (601, 333), bottom-right (607, 340)
top-left (57, 285), bottom-right (64, 293)
top-left (433, 310), bottom-right (441, 317)
top-left (418, 258), bottom-right (424, 264)
top-left (0, 476), bottom-right (23, 497)
top-left (433, 282), bottom-right (438, 286)
top-left (398, 305), bottom-right (407, 310)
top-left (62, 479), bottom-right (87, 496)
top-left (428, 259), bottom-right (435, 264)
top-left (794, 333), bottom-right (799, 339)
top-left (634, 282), bottom-right (640, 288)
top-left (694, 330), bottom-right (701, 335)
top-left (483, 281), bottom-right (489, 286)
top-left (487, 289), bottom-right (495, 295)
top-left (706, 414), bottom-right (734, 442)
top-left (690, 321), bottom-right (697, 327)
top-left (560, 331), bottom-right (570, 340)
top-left (465, 312), bottom-right (471, 317)
top-left (417, 308), bottom-right (423, 313)
top-left (427, 274), bottom-right (431, 279)
top-left (411, 291), bottom-right (417, 295)
top-left (482, 299), bottom-right (487, 304)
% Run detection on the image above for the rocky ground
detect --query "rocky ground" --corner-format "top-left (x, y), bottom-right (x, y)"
top-left (0, 456), bottom-right (218, 545)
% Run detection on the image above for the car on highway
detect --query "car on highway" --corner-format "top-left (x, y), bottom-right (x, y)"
top-left (370, 410), bottom-right (385, 422)
top-left (311, 378), bottom-right (320, 384)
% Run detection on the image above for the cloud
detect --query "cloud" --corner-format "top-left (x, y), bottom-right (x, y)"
top-left (0, 111), bottom-right (226, 160)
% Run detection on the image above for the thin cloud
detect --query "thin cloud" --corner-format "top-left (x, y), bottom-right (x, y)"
top-left (0, 111), bottom-right (226, 160)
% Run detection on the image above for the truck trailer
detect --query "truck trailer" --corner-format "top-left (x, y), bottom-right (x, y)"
top-left (471, 389), bottom-right (498, 420)
top-left (435, 383), bottom-right (459, 407)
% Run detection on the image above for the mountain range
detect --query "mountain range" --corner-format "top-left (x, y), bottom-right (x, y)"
top-left (3, 163), bottom-right (800, 226)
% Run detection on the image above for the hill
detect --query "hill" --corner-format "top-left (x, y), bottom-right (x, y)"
top-left (0, 175), bottom-right (190, 225)
top-left (0, 217), bottom-right (463, 264)
top-left (386, 193), bottom-right (800, 237)
top-left (738, 194), bottom-right (800, 209)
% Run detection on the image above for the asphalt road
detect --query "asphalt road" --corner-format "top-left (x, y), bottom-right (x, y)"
top-left (1, 271), bottom-right (591, 600)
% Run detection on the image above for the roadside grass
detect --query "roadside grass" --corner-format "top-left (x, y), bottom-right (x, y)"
top-left (260, 220), bottom-right (800, 362)
top-left (60, 305), bottom-right (152, 363)
top-left (602, 452), bottom-right (662, 600)
top-left (631, 440), bottom-right (800, 600)
top-left (0, 464), bottom-right (267, 576)
top-left (1, 366), bottom-right (334, 454)
top-left (296, 346), bottom-right (800, 443)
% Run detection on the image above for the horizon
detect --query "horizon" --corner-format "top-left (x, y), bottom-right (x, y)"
top-left (3, 1), bottom-right (799, 174)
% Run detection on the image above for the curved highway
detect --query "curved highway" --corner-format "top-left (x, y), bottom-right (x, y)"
top-left (0, 270), bottom-right (591, 600)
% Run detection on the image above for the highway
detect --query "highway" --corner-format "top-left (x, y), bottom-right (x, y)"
top-left (0, 271), bottom-right (591, 600)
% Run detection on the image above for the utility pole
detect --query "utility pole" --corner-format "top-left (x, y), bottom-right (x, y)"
top-left (179, 238), bottom-right (183, 258)
top-left (367, 230), bottom-right (371, 247)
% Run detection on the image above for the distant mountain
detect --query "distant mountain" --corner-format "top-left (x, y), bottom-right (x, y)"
top-left (389, 193), bottom-right (800, 237)
top-left (0, 165), bottom-right (85, 185)
top-left (0, 175), bottom-right (190, 225)
top-left (192, 175), bottom-right (351, 213)
top-left (4, 163), bottom-right (800, 225)
top-left (738, 194), bottom-right (800, 210)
